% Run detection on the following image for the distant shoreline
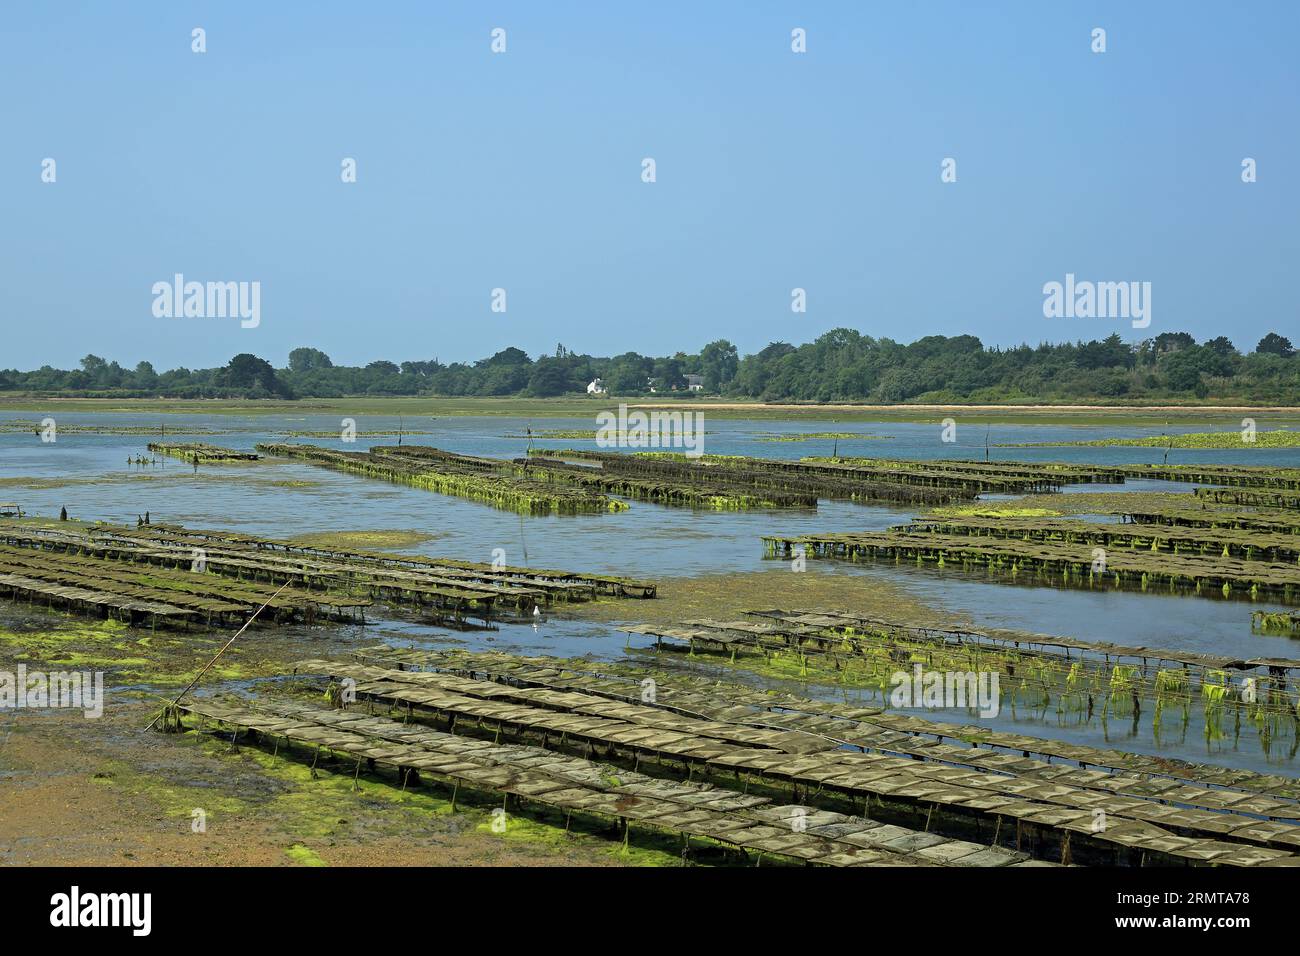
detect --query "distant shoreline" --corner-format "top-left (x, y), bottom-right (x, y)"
top-left (625, 401), bottom-right (1300, 414)
top-left (3, 395), bottom-right (1300, 412)
top-left (3, 395), bottom-right (1300, 427)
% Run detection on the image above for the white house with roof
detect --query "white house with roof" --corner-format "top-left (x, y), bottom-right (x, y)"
top-left (586, 378), bottom-right (607, 395)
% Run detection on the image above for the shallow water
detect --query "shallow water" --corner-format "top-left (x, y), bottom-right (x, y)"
top-left (3, 413), bottom-right (1296, 643)
top-left (3, 411), bottom-right (1298, 775)
top-left (348, 613), bottom-right (1300, 776)
top-left (7, 410), bottom-right (1300, 466)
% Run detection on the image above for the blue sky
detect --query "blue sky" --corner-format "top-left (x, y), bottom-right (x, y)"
top-left (2, 1), bottom-right (1296, 370)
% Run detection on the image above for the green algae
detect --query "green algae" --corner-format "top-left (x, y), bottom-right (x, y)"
top-left (286, 529), bottom-right (441, 551)
top-left (88, 752), bottom-right (249, 823)
top-left (0, 619), bottom-right (130, 647)
top-left (237, 743), bottom-right (453, 838)
top-left (261, 443), bottom-right (627, 516)
top-left (473, 810), bottom-right (679, 866)
top-left (924, 506), bottom-right (1063, 519)
top-left (1252, 611), bottom-right (1300, 637)
top-left (49, 651), bottom-right (153, 670)
top-left (999, 429), bottom-right (1300, 449)
top-left (573, 567), bottom-right (938, 630)
top-left (200, 716), bottom-right (682, 865)
top-left (0, 620), bottom-right (138, 669)
top-left (923, 490), bottom-right (1202, 519)
top-left (284, 844), bottom-right (327, 866)
top-left (147, 442), bottom-right (259, 463)
top-left (0, 619), bottom-right (260, 686)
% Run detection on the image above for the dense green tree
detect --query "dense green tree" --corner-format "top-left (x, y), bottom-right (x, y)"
top-left (1154, 332), bottom-right (1196, 353)
top-left (288, 347), bottom-right (333, 372)
top-left (1256, 333), bottom-right (1295, 357)
top-left (132, 361), bottom-right (158, 389)
top-left (1160, 348), bottom-right (1206, 392)
top-left (652, 356), bottom-right (687, 390)
top-left (606, 353), bottom-right (653, 394)
top-left (477, 347), bottom-right (532, 368)
top-left (219, 354), bottom-right (292, 398)
top-left (527, 358), bottom-right (574, 397)
top-left (698, 339), bottom-right (739, 391)
top-left (7, 329), bottom-right (1300, 402)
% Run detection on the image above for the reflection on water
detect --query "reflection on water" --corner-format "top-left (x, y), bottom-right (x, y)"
top-left (338, 613), bottom-right (1300, 777)
top-left (837, 562), bottom-right (1293, 660)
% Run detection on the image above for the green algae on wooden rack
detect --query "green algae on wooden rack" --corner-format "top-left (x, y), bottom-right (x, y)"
top-left (1115, 464), bottom-right (1300, 490)
top-left (0, 519), bottom-right (655, 627)
top-left (287, 655), bottom-right (1300, 865)
top-left (358, 645), bottom-right (1300, 800)
top-left (257, 443), bottom-right (626, 516)
top-left (741, 609), bottom-right (1300, 674)
top-left (146, 442), bottom-right (259, 463)
top-left (530, 449), bottom-right (983, 506)
top-left (665, 452), bottom-right (1037, 496)
top-left (519, 455), bottom-right (817, 509)
top-left (1123, 507), bottom-right (1300, 536)
top-left (108, 523), bottom-right (656, 599)
top-left (178, 694), bottom-right (1034, 867)
top-left (741, 609), bottom-right (1300, 725)
top-left (0, 571), bottom-right (197, 628)
top-left (619, 612), bottom-right (1300, 751)
top-left (799, 456), bottom-right (1121, 491)
top-left (0, 527), bottom-right (363, 627)
top-left (1196, 487), bottom-right (1300, 511)
top-left (1253, 611), bottom-right (1300, 637)
top-left (815, 456), bottom-right (1300, 492)
top-left (0, 543), bottom-right (330, 624)
top-left (899, 515), bottom-right (1300, 565)
top-left (762, 528), bottom-right (1300, 604)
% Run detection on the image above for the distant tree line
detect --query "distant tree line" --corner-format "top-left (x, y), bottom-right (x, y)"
top-left (2, 331), bottom-right (1298, 403)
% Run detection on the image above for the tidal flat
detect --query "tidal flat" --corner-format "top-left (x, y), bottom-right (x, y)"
top-left (3, 406), bottom-right (1300, 867)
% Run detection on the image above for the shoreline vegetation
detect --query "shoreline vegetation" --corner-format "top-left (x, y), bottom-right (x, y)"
top-left (5, 329), bottom-right (1300, 409)
top-left (5, 395), bottom-right (1300, 427)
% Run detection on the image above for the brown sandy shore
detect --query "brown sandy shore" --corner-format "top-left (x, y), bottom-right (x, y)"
top-left (0, 618), bottom-right (617, 868)
top-left (0, 711), bottom-right (605, 868)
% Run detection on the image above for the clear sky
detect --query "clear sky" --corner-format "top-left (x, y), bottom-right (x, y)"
top-left (2, 1), bottom-right (1296, 370)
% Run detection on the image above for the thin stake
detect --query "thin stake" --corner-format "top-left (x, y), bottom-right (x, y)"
top-left (144, 581), bottom-right (292, 731)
